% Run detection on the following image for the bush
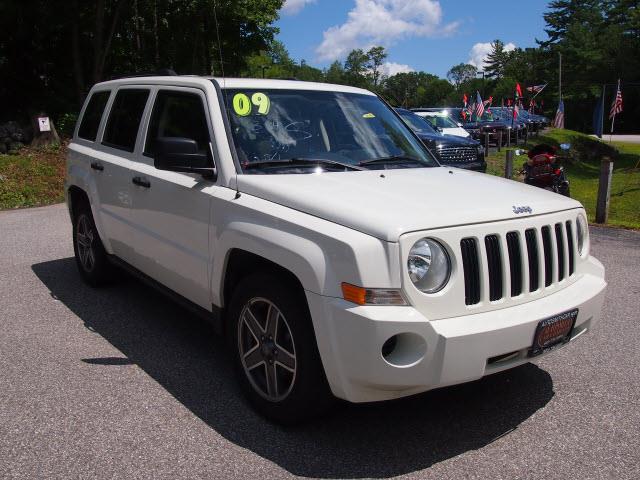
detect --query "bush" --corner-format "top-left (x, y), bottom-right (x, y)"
top-left (56, 113), bottom-right (78, 139)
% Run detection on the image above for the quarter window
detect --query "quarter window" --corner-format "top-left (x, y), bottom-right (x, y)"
top-left (77, 91), bottom-right (110, 141)
top-left (103, 89), bottom-right (150, 152)
top-left (144, 90), bottom-right (210, 157)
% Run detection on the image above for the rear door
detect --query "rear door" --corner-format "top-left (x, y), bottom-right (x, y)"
top-left (126, 87), bottom-right (215, 309)
top-left (73, 87), bottom-right (150, 262)
top-left (96, 87), bottom-right (151, 262)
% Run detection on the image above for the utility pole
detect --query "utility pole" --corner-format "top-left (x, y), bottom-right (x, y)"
top-left (477, 71), bottom-right (486, 98)
top-left (558, 52), bottom-right (562, 102)
top-left (599, 84), bottom-right (606, 139)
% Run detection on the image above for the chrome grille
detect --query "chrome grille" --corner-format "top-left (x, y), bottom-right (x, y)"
top-left (437, 146), bottom-right (477, 163)
top-left (461, 220), bottom-right (577, 305)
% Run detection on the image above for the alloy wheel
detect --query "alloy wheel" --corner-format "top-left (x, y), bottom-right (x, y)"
top-left (238, 297), bottom-right (297, 402)
top-left (76, 214), bottom-right (96, 273)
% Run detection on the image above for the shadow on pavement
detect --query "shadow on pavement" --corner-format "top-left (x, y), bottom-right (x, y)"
top-left (33, 257), bottom-right (555, 478)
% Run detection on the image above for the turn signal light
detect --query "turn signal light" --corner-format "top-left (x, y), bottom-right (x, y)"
top-left (341, 283), bottom-right (408, 306)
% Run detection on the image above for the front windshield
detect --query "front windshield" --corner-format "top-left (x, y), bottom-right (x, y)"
top-left (398, 111), bottom-right (437, 135)
top-left (476, 111), bottom-right (495, 122)
top-left (427, 115), bottom-right (459, 129)
top-left (222, 88), bottom-right (438, 174)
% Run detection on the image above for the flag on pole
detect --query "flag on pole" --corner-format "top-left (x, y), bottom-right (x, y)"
top-left (553, 99), bottom-right (565, 129)
top-left (526, 84), bottom-right (546, 93)
top-left (474, 91), bottom-right (484, 119)
top-left (461, 93), bottom-right (469, 119)
top-left (513, 83), bottom-right (522, 120)
top-left (609, 79), bottom-right (623, 120)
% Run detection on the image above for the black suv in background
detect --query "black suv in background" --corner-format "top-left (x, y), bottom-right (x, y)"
top-left (396, 108), bottom-right (487, 172)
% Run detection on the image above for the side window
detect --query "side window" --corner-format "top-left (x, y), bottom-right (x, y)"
top-left (144, 90), bottom-right (210, 157)
top-left (77, 91), bottom-right (110, 141)
top-left (102, 89), bottom-right (150, 152)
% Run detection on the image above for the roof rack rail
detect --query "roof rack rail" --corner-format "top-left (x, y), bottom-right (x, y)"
top-left (109, 68), bottom-right (178, 80)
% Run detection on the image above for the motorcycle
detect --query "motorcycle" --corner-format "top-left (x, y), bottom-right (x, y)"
top-left (516, 143), bottom-right (571, 197)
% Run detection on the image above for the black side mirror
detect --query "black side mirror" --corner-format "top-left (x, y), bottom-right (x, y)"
top-left (154, 137), bottom-right (216, 179)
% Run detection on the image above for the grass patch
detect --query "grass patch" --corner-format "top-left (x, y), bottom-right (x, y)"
top-left (486, 129), bottom-right (640, 229)
top-left (0, 143), bottom-right (66, 210)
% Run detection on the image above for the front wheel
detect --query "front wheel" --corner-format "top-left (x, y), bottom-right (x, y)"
top-left (228, 273), bottom-right (333, 423)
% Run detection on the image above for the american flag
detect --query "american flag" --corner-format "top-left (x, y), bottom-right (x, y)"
top-left (474, 91), bottom-right (484, 119)
top-left (609, 79), bottom-right (623, 120)
top-left (553, 99), bottom-right (565, 129)
top-left (526, 84), bottom-right (546, 93)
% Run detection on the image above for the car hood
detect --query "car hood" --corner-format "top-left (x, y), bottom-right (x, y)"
top-left (237, 167), bottom-right (582, 242)
top-left (464, 120), bottom-right (507, 129)
top-left (416, 132), bottom-right (478, 147)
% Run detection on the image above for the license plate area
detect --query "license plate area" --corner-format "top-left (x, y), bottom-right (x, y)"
top-left (528, 309), bottom-right (578, 357)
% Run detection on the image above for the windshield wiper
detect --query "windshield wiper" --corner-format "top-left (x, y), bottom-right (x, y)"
top-left (244, 157), bottom-right (366, 171)
top-left (359, 155), bottom-right (427, 166)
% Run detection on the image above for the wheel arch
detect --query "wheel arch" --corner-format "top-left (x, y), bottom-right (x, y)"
top-left (67, 185), bottom-right (90, 220)
top-left (221, 248), bottom-right (307, 311)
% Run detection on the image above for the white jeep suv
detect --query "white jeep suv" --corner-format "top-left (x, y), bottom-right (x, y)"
top-left (65, 76), bottom-right (606, 423)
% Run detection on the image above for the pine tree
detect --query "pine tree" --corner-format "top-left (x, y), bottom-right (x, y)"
top-left (484, 40), bottom-right (508, 78)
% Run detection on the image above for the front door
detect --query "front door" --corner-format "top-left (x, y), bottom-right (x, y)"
top-left (127, 87), bottom-right (215, 309)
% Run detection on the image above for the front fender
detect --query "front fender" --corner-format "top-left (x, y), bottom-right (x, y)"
top-left (209, 191), bottom-right (401, 307)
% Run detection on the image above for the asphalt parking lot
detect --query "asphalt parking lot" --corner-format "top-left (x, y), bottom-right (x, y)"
top-left (1, 203), bottom-right (639, 479)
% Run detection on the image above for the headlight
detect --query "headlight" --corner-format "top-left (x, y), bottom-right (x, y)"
top-left (576, 214), bottom-right (588, 256)
top-left (407, 238), bottom-right (451, 293)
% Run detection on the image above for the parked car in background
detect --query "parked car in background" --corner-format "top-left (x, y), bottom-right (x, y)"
top-left (490, 107), bottom-right (528, 142)
top-left (396, 108), bottom-right (486, 172)
top-left (447, 108), bottom-right (510, 146)
top-left (411, 109), bottom-right (471, 138)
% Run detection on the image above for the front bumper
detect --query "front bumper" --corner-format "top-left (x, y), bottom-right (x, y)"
top-left (306, 261), bottom-right (606, 403)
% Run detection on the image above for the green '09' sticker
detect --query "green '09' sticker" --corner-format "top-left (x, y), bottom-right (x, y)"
top-left (232, 92), bottom-right (270, 116)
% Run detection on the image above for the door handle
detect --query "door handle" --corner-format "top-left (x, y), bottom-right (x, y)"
top-left (132, 176), bottom-right (150, 188)
top-left (91, 162), bottom-right (104, 171)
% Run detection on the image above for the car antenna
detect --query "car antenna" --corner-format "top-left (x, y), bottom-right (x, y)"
top-left (212, 0), bottom-right (241, 198)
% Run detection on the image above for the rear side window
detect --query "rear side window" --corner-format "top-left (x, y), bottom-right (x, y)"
top-left (144, 90), bottom-right (210, 157)
top-left (103, 89), bottom-right (150, 152)
top-left (77, 91), bottom-right (110, 141)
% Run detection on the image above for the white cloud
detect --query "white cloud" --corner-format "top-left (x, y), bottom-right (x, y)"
top-left (380, 62), bottom-right (414, 77)
top-left (281, 0), bottom-right (316, 15)
top-left (468, 41), bottom-right (516, 70)
top-left (315, 0), bottom-right (459, 62)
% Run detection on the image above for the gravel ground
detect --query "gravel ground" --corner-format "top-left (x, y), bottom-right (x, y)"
top-left (1, 204), bottom-right (639, 479)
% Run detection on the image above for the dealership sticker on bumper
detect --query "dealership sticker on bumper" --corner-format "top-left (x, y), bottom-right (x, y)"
top-left (528, 309), bottom-right (578, 357)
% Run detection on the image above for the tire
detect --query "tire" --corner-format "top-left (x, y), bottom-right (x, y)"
top-left (228, 272), bottom-right (333, 424)
top-left (72, 201), bottom-right (114, 287)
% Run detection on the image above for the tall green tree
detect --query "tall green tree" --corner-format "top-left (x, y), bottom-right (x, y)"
top-left (485, 40), bottom-right (510, 79)
top-left (366, 46), bottom-right (387, 87)
top-left (344, 49), bottom-right (370, 88)
top-left (446, 63), bottom-right (478, 87)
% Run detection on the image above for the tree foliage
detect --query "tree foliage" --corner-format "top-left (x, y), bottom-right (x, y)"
top-left (0, 0), bottom-right (283, 120)
top-left (1, 0), bottom-right (638, 134)
top-left (446, 63), bottom-right (478, 87)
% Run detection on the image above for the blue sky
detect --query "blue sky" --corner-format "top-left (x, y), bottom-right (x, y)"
top-left (276, 0), bottom-right (550, 78)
